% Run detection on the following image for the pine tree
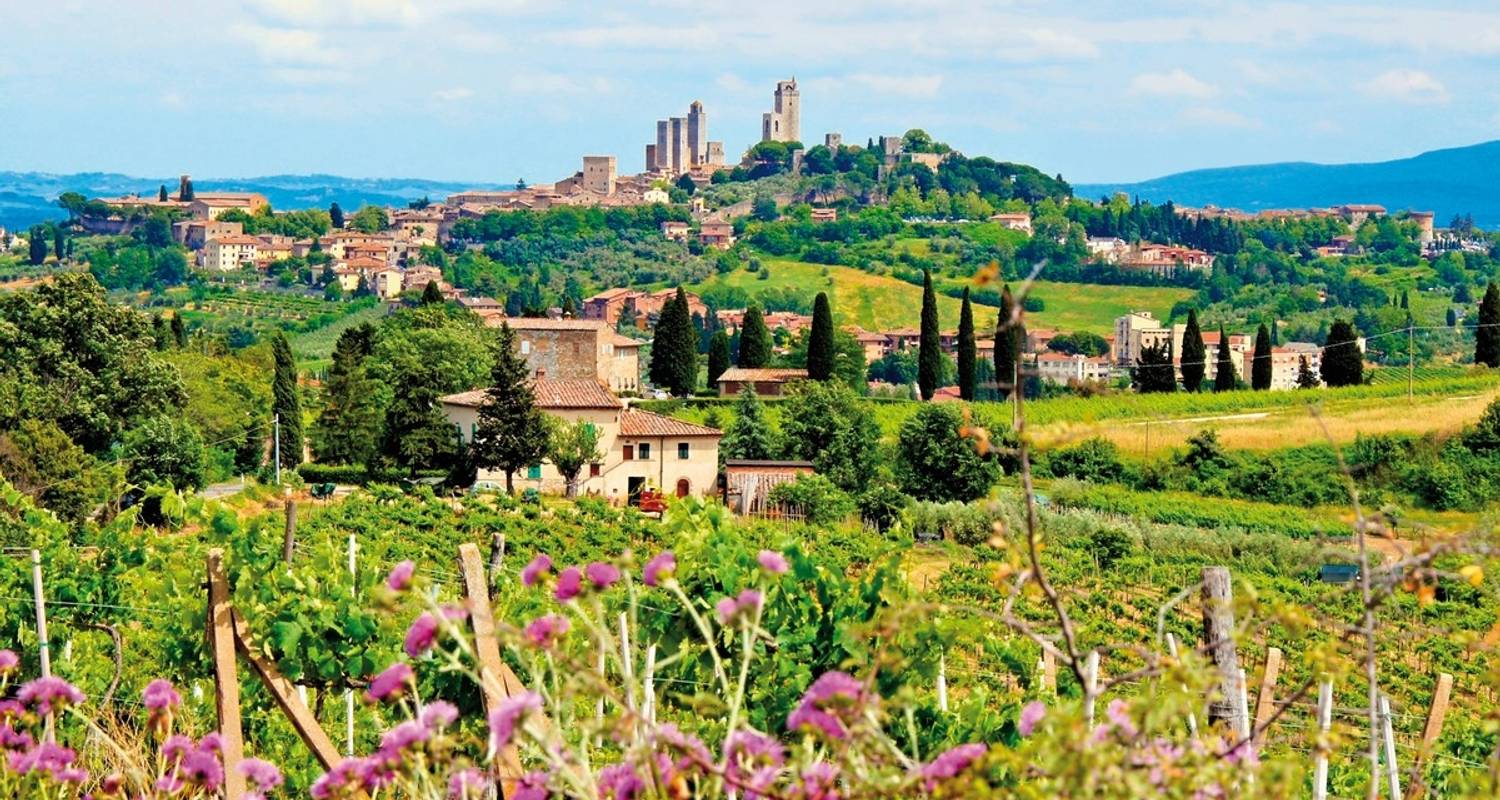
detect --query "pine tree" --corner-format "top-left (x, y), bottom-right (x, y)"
top-left (707, 329), bottom-right (732, 388)
top-left (170, 314), bottom-right (187, 349)
top-left (1477, 283), bottom-right (1500, 368)
top-left (472, 323), bottom-right (550, 493)
top-left (1251, 324), bottom-right (1273, 390)
top-left (649, 288), bottom-right (698, 396)
top-left (1400, 289), bottom-right (1409, 310)
top-left (722, 386), bottom-right (775, 460)
top-left (807, 292), bottom-right (835, 381)
top-left (1296, 356), bottom-right (1319, 389)
top-left (994, 284), bottom-right (1020, 400)
top-left (956, 288), bottom-right (976, 400)
top-left (1321, 320), bottom-right (1364, 387)
top-left (158, 184), bottom-right (169, 202)
top-left (421, 280), bottom-right (445, 305)
top-left (917, 270), bottom-right (941, 401)
top-left (1133, 341), bottom-right (1176, 393)
top-left (1180, 309), bottom-right (1206, 392)
top-left (1447, 307), bottom-right (1458, 328)
top-left (329, 202), bottom-right (345, 229)
top-left (312, 325), bottom-right (381, 465)
top-left (561, 295), bottom-right (576, 318)
top-left (271, 333), bottom-right (303, 473)
top-left (1214, 325), bottom-right (1236, 391)
top-left (737, 304), bottom-right (771, 368)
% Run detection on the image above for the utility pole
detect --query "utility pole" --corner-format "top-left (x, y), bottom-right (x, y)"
top-left (1407, 325), bottom-right (1414, 404)
top-left (273, 413), bottom-right (281, 485)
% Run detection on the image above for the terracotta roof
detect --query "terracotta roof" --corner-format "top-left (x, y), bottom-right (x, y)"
top-left (717, 368), bottom-right (808, 383)
top-left (606, 331), bottom-right (641, 348)
top-left (344, 257), bottom-right (386, 269)
top-left (619, 409), bottom-right (721, 437)
top-left (441, 379), bottom-right (622, 411)
top-left (207, 235), bottom-right (262, 246)
top-left (496, 317), bottom-right (610, 331)
top-left (587, 287), bottom-right (638, 301)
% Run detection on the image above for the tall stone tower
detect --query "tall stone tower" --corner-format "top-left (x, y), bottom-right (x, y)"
top-left (655, 120), bottom-right (671, 171)
top-left (687, 101), bottom-right (707, 167)
top-left (760, 78), bottom-right (800, 143)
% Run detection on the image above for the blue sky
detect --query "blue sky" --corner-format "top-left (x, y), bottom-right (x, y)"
top-left (3, 1), bottom-right (1499, 184)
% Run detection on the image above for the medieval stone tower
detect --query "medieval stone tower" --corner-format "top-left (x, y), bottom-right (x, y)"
top-left (761, 78), bottom-right (800, 143)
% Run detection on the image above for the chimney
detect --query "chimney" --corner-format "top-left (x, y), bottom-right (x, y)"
top-left (535, 368), bottom-right (546, 379)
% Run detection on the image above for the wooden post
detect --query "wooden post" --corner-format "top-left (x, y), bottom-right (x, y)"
top-left (936, 653), bottom-right (949, 713)
top-left (281, 498), bottom-right (297, 564)
top-left (231, 610), bottom-right (341, 770)
top-left (1166, 633), bottom-right (1198, 737)
top-left (1252, 647), bottom-right (1282, 746)
top-left (643, 645), bottom-right (657, 724)
top-left (345, 533), bottom-right (356, 756)
top-left (1407, 672), bottom-right (1453, 799)
top-left (30, 550), bottom-right (53, 741)
top-left (1200, 566), bottom-right (1246, 733)
top-left (1380, 695), bottom-right (1400, 800)
top-left (1041, 649), bottom-right (1056, 695)
top-left (456, 543), bottom-right (524, 787)
top-left (1084, 651), bottom-right (1099, 726)
top-left (206, 550), bottom-right (248, 800)
top-left (1237, 667), bottom-right (1251, 741)
top-left (489, 532), bottom-right (505, 577)
top-left (1313, 681), bottom-right (1333, 800)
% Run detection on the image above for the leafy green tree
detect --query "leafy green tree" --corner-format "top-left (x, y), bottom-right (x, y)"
top-left (896, 404), bottom-right (1000, 502)
top-left (737, 304), bottom-right (771, 368)
top-left (312, 325), bottom-right (382, 466)
top-left (752, 195), bottom-right (778, 222)
top-left (421, 280), bottom-right (445, 305)
top-left (348, 206), bottom-right (389, 234)
top-left (471, 323), bottom-right (550, 493)
top-left (917, 270), bottom-right (941, 401)
top-left (329, 202), bottom-right (345, 229)
top-left (132, 216), bottom-right (173, 249)
top-left (120, 415), bottom-right (206, 491)
top-left (674, 173), bottom-right (697, 196)
top-left (649, 288), bottom-right (698, 396)
top-left (722, 386), bottom-right (776, 460)
top-left (170, 314), bottom-right (187, 349)
top-left (1476, 283), bottom-right (1500, 367)
top-left (806, 292), bottom-right (835, 381)
top-left (707, 329), bottom-right (732, 387)
top-left (956, 288), bottom-right (976, 400)
top-left (1296, 356), bottom-right (1319, 389)
top-left (1447, 307), bottom-right (1458, 328)
top-left (779, 380), bottom-right (880, 492)
top-left (548, 419), bottom-right (601, 497)
top-left (1250, 324), bottom-right (1272, 390)
top-left (994, 284), bottom-right (1020, 400)
top-left (270, 334), bottom-right (303, 472)
top-left (0, 420), bottom-right (114, 522)
top-left (1180, 309), bottom-right (1206, 392)
top-left (1214, 325), bottom-right (1236, 392)
top-left (1132, 341), bottom-right (1176, 393)
top-left (1321, 320), bottom-right (1364, 387)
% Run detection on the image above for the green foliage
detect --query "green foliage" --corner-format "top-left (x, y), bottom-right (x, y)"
top-left (472, 323), bottom-right (549, 491)
top-left (1180, 309), bottom-right (1206, 392)
top-left (957, 288), bottom-right (976, 400)
top-left (120, 414), bottom-right (206, 491)
top-left (768, 473), bottom-right (855, 524)
top-left (1477, 283), bottom-right (1500, 368)
top-left (649, 287), bottom-right (698, 396)
top-left (0, 420), bottom-right (118, 522)
top-left (994, 284), bottom-right (1020, 400)
top-left (778, 380), bottom-right (880, 492)
top-left (896, 404), bottom-right (1001, 502)
top-left (312, 324), bottom-right (381, 466)
top-left (1214, 325), bottom-right (1236, 391)
top-left (1048, 481), bottom-right (1334, 538)
top-left (806, 292), bottom-right (835, 381)
top-left (1045, 437), bottom-right (1128, 483)
top-left (270, 333), bottom-right (303, 472)
top-left (1321, 320), bottom-right (1364, 387)
top-left (737, 304), bottom-right (771, 368)
top-left (722, 386), bottom-right (777, 460)
top-left (420, 280), bottom-right (445, 305)
top-left (918, 270), bottom-right (941, 400)
top-left (905, 499), bottom-right (1008, 546)
top-left (857, 484), bottom-right (909, 533)
top-left (347, 205), bottom-right (390, 233)
top-left (1251, 323), bottom-right (1273, 390)
top-left (707, 329), bottom-right (732, 387)
top-left (1132, 340), bottom-right (1176, 393)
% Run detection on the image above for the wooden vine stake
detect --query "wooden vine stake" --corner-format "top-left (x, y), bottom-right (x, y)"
top-left (1406, 672), bottom-right (1453, 799)
top-left (1200, 566), bottom-right (1246, 734)
top-left (457, 543), bottom-right (526, 792)
top-left (1251, 647), bottom-right (1282, 747)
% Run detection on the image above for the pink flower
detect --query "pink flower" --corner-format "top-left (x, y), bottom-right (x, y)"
top-left (555, 566), bottom-right (583, 601)
top-left (198, 732), bottom-right (223, 753)
top-left (366, 662), bottom-right (414, 703)
top-left (524, 614), bottom-right (570, 648)
top-left (715, 596), bottom-right (740, 624)
top-left (311, 758), bottom-right (363, 799)
top-left (522, 554), bottom-right (552, 587)
top-left (181, 748), bottom-right (225, 791)
top-left (786, 671), bottom-right (866, 740)
top-left (0, 650), bottom-right (18, 673)
top-left (737, 589), bottom-right (763, 614)
top-left (449, 767), bottom-right (489, 799)
top-left (585, 561), bottom-right (620, 590)
top-left (18, 677), bottom-right (85, 715)
top-left (422, 700), bottom-right (459, 730)
top-left (377, 720), bottom-right (430, 764)
top-left (643, 551), bottom-right (676, 587)
top-left (1106, 699), bottom-right (1138, 738)
top-left (920, 743), bottom-right (988, 791)
top-left (597, 762), bottom-right (646, 800)
top-left (404, 612), bottom-right (441, 658)
top-left (722, 729), bottom-right (785, 793)
top-left (757, 550), bottom-right (789, 575)
top-left (798, 762), bottom-right (841, 800)
top-left (161, 734), bottom-right (195, 763)
top-left (386, 560), bottom-right (416, 591)
top-left (240, 758), bottom-right (283, 791)
top-left (513, 770), bottom-right (550, 800)
top-left (143, 679), bottom-right (182, 711)
top-left (1018, 701), bottom-right (1046, 737)
top-left (653, 723), bottom-right (713, 771)
top-left (489, 691), bottom-right (542, 751)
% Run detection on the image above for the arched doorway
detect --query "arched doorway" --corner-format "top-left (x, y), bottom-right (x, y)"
top-left (675, 478), bottom-right (690, 498)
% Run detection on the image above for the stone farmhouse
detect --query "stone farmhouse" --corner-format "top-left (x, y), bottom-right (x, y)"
top-left (484, 317), bottom-right (641, 394)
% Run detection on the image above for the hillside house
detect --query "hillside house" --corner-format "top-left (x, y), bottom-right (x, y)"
top-left (699, 221), bottom-right (735, 249)
top-left (717, 367), bottom-right (808, 397)
top-left (202, 234), bottom-right (262, 271)
top-left (1035, 352), bottom-right (1114, 385)
top-left (189, 193), bottom-right (269, 220)
top-left (989, 212), bottom-right (1032, 233)
top-left (661, 220), bottom-right (690, 241)
top-left (486, 317), bottom-right (641, 393)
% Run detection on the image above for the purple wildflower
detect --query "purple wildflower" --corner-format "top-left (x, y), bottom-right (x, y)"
top-left (422, 700), bottom-right (459, 730)
top-left (386, 560), bottom-right (415, 591)
top-left (715, 596), bottom-right (740, 624)
top-left (522, 554), bottom-right (552, 587)
top-left (1018, 701), bottom-right (1046, 737)
top-left (737, 588), bottom-right (763, 613)
top-left (365, 662), bottom-right (414, 703)
top-left (18, 677), bottom-right (84, 715)
top-left (310, 757), bottom-right (363, 799)
top-left (653, 723), bottom-right (713, 771)
top-left (555, 566), bottom-right (583, 601)
top-left (1106, 699), bottom-right (1138, 738)
top-left (0, 724), bottom-right (33, 751)
top-left (489, 690), bottom-right (542, 751)
top-left (56, 767), bottom-right (88, 784)
top-left (240, 758), bottom-right (283, 791)
top-left (757, 550), bottom-right (789, 575)
top-left (722, 730), bottom-right (785, 794)
top-left (377, 720), bottom-right (430, 764)
top-left (181, 748), bottom-right (225, 791)
top-left (524, 614), bottom-right (570, 648)
top-left (598, 762), bottom-right (647, 800)
top-left (449, 767), bottom-right (488, 799)
top-left (0, 700), bottom-right (22, 720)
top-left (585, 561), bottom-right (621, 590)
top-left (1223, 740), bottom-right (1260, 768)
top-left (404, 612), bottom-right (441, 658)
top-left (143, 679), bottom-right (182, 711)
top-left (0, 650), bottom-right (17, 673)
top-left (798, 762), bottom-right (841, 800)
top-left (786, 671), bottom-right (866, 740)
top-left (643, 551), bottom-right (676, 587)
top-left (198, 732), bottom-right (224, 753)
top-left (920, 743), bottom-right (988, 791)
top-left (513, 770), bottom-right (550, 800)
top-left (161, 734), bottom-right (195, 763)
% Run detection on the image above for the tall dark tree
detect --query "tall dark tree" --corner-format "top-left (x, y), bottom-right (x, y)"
top-left (993, 284), bottom-right (1020, 400)
top-left (312, 325), bottom-right (381, 466)
top-left (1477, 283), bottom-right (1500, 368)
top-left (1447, 307), bottom-right (1458, 328)
top-left (157, 184), bottom-right (169, 202)
top-left (1133, 341), bottom-right (1176, 393)
top-left (1250, 324), bottom-right (1273, 390)
top-left (1296, 356), bottom-right (1319, 389)
top-left (28, 227), bottom-right (47, 265)
top-left (1213, 325), bottom-right (1236, 392)
top-left (170, 313), bottom-right (187, 349)
top-left (1321, 320), bottom-right (1364, 387)
top-left (917, 270), bottom-right (941, 401)
top-left (329, 202), bottom-right (345, 229)
top-left (472, 323), bottom-right (550, 493)
top-left (649, 287), bottom-right (698, 396)
top-left (707, 329), bottom-right (732, 388)
top-left (421, 280), bottom-right (445, 305)
top-left (1180, 309), bottom-right (1206, 392)
top-left (956, 288), bottom-right (977, 400)
top-left (52, 226), bottom-right (65, 261)
top-left (737, 304), bottom-right (771, 368)
top-left (561, 295), bottom-right (576, 318)
top-left (178, 178), bottom-right (195, 202)
top-left (806, 292), bottom-right (835, 381)
top-left (271, 333), bottom-right (303, 472)
top-left (1400, 289), bottom-right (1409, 310)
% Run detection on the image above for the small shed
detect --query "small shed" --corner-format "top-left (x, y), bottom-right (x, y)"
top-left (723, 459), bottom-right (815, 514)
top-left (716, 367), bottom-right (808, 397)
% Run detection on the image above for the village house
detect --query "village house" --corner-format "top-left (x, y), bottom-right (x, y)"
top-left (189, 192), bottom-right (269, 220)
top-left (699, 221), bottom-right (735, 249)
top-left (715, 310), bottom-right (814, 336)
top-left (403, 265), bottom-right (446, 293)
top-left (390, 208), bottom-right (446, 247)
top-left (201, 234), bottom-right (262, 271)
top-left (1034, 352), bottom-right (1114, 385)
top-left (989, 212), bottom-right (1033, 233)
top-left (717, 367), bottom-right (808, 397)
top-left (485, 317), bottom-right (641, 393)
top-left (441, 381), bottom-right (722, 502)
top-left (582, 288), bottom-right (707, 327)
top-left (661, 220), bottom-right (690, 241)
top-left (1338, 204), bottom-right (1386, 227)
top-left (257, 235), bottom-right (295, 265)
top-left (173, 219), bottom-right (243, 250)
top-left (367, 266), bottom-right (404, 299)
top-left (724, 460), bottom-right (815, 514)
top-left (810, 208), bottom-right (838, 223)
top-left (851, 329), bottom-right (891, 362)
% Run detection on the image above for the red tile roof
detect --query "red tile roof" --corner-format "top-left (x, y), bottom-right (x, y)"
top-left (619, 409), bottom-right (721, 437)
top-left (441, 379), bottom-right (622, 410)
top-left (716, 368), bottom-right (808, 383)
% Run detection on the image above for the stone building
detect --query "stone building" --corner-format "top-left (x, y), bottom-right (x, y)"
top-left (582, 155), bottom-right (617, 195)
top-left (761, 78), bottom-right (800, 143)
top-left (717, 367), bottom-right (808, 397)
top-left (487, 317), bottom-right (640, 393)
top-left (687, 101), bottom-right (707, 166)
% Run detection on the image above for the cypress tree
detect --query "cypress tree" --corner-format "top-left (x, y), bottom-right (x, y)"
top-left (1270, 317), bottom-right (1279, 345)
top-left (28, 227), bottom-right (47, 265)
top-left (170, 313), bottom-right (187, 349)
top-left (1180, 309), bottom-right (1206, 392)
top-left (1251, 324), bottom-right (1273, 390)
top-left (329, 202), bottom-right (345, 229)
top-left (994, 284), bottom-right (1019, 400)
top-left (1296, 356), bottom-right (1319, 388)
top-left (956, 288), bottom-right (976, 400)
top-left (179, 179), bottom-right (195, 202)
top-left (722, 386), bottom-right (776, 460)
top-left (52, 226), bottom-right (65, 261)
top-left (158, 184), bottom-right (169, 202)
top-left (151, 314), bottom-right (169, 350)
top-left (737, 303), bottom-right (771, 368)
top-left (312, 325), bottom-right (381, 466)
top-left (1400, 289), bottom-right (1409, 310)
top-left (421, 280), bottom-right (445, 305)
top-left (1321, 320), bottom-right (1364, 387)
top-left (917, 270), bottom-right (941, 401)
top-left (1132, 341), bottom-right (1176, 393)
top-left (807, 292), bottom-right (835, 381)
top-left (1213, 325), bottom-right (1236, 391)
top-left (665, 288), bottom-right (700, 395)
top-left (561, 295), bottom-right (576, 318)
top-left (707, 329), bottom-right (732, 388)
top-left (271, 333), bottom-right (303, 472)
top-left (1447, 307), bottom-right (1458, 328)
top-left (472, 323), bottom-right (550, 493)
top-left (1477, 283), bottom-right (1500, 367)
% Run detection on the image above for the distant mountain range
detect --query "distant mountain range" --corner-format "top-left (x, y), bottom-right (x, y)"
top-left (0, 172), bottom-right (509, 230)
top-left (1073, 140), bottom-right (1500, 229)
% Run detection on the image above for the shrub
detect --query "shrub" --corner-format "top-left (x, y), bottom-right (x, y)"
top-left (906, 500), bottom-right (1010, 546)
top-left (768, 473), bottom-right (855, 524)
top-left (1086, 526), bottom-right (1134, 570)
top-left (857, 484), bottom-right (909, 533)
top-left (1045, 437), bottom-right (1127, 483)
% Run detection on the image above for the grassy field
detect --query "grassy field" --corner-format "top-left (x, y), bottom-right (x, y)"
top-left (290, 300), bottom-right (391, 370)
top-left (692, 260), bottom-right (1193, 334)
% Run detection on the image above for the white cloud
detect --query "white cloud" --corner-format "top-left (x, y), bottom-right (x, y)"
top-left (1177, 107), bottom-right (1258, 129)
top-left (242, 0), bottom-right (424, 29)
top-left (715, 73), bottom-right (753, 94)
top-left (841, 73), bottom-right (944, 99)
top-left (505, 73), bottom-right (613, 95)
top-left (1360, 69), bottom-right (1449, 105)
top-left (434, 87), bottom-right (473, 102)
top-left (159, 91), bottom-right (185, 108)
top-left (1130, 69), bottom-right (1217, 99)
top-left (231, 24), bottom-right (344, 66)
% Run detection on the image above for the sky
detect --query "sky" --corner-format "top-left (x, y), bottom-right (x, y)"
top-left (3, 0), bottom-right (1500, 185)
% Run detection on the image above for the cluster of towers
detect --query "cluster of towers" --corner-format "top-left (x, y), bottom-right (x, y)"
top-left (760, 78), bottom-right (800, 144)
top-left (647, 101), bottom-right (724, 176)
